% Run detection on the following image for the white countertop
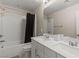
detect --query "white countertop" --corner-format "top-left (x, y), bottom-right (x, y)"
top-left (31, 36), bottom-right (79, 58)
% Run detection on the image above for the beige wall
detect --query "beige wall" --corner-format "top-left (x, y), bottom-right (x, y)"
top-left (50, 4), bottom-right (79, 37)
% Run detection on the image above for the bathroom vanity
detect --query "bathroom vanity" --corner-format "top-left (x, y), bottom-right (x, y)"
top-left (31, 36), bottom-right (79, 58)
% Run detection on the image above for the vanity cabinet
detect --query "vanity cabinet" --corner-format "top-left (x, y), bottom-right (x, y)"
top-left (31, 39), bottom-right (65, 58)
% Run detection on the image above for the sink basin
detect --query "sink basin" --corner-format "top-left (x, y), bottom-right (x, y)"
top-left (38, 36), bottom-right (63, 46)
top-left (52, 43), bottom-right (79, 58)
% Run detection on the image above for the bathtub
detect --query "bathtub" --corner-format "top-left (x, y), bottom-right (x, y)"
top-left (0, 42), bottom-right (31, 58)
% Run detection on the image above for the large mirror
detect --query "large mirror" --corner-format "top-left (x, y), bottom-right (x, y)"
top-left (43, 0), bottom-right (79, 38)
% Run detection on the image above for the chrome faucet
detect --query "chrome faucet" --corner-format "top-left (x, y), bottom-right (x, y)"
top-left (69, 41), bottom-right (78, 47)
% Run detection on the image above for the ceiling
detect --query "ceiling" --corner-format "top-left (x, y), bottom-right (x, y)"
top-left (0, 0), bottom-right (41, 12)
top-left (0, 0), bottom-right (79, 15)
top-left (44, 0), bottom-right (79, 16)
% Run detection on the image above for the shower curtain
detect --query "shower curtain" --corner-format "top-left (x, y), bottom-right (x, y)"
top-left (24, 13), bottom-right (35, 43)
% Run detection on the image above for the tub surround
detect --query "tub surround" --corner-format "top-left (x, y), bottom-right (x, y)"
top-left (31, 36), bottom-right (79, 58)
top-left (0, 43), bottom-right (31, 58)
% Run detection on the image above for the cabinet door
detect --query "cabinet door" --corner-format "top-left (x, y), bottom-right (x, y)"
top-left (57, 54), bottom-right (65, 58)
top-left (44, 47), bottom-right (56, 58)
top-left (31, 40), bottom-right (44, 58)
top-left (35, 42), bottom-right (44, 58)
